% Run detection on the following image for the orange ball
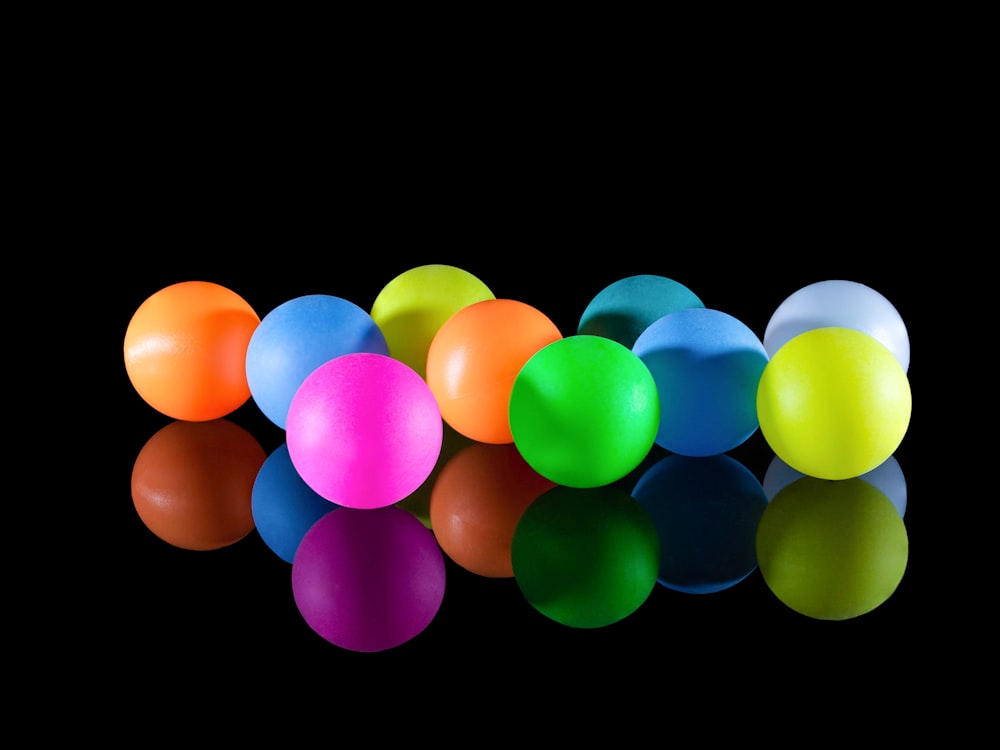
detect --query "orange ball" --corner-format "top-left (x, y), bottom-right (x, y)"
top-left (425, 298), bottom-right (562, 443)
top-left (124, 281), bottom-right (260, 421)
top-left (131, 419), bottom-right (266, 550)
top-left (429, 442), bottom-right (556, 577)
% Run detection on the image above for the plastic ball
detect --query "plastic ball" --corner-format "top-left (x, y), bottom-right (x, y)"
top-left (124, 281), bottom-right (260, 421)
top-left (763, 453), bottom-right (907, 517)
top-left (245, 294), bottom-right (389, 429)
top-left (370, 264), bottom-right (495, 379)
top-left (511, 484), bottom-right (660, 628)
top-left (763, 279), bottom-right (909, 372)
top-left (426, 298), bottom-right (563, 444)
top-left (285, 352), bottom-right (443, 509)
top-left (251, 443), bottom-right (339, 564)
top-left (508, 335), bottom-right (660, 488)
top-left (292, 506), bottom-right (446, 652)
top-left (577, 274), bottom-right (704, 348)
top-left (632, 307), bottom-right (769, 456)
top-left (756, 475), bottom-right (909, 620)
top-left (429, 442), bottom-right (556, 578)
top-left (756, 327), bottom-right (911, 480)
top-left (131, 419), bottom-right (265, 550)
top-left (631, 454), bottom-right (768, 594)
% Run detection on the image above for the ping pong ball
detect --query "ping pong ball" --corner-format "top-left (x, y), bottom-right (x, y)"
top-left (370, 264), bottom-right (495, 379)
top-left (508, 335), bottom-right (660, 488)
top-left (285, 352), bottom-right (443, 509)
top-left (756, 327), bottom-right (911, 480)
top-left (124, 281), bottom-right (260, 421)
top-left (245, 294), bottom-right (389, 429)
top-left (763, 279), bottom-right (909, 372)
top-left (426, 298), bottom-right (562, 444)
top-left (578, 274), bottom-right (704, 348)
top-left (632, 307), bottom-right (769, 456)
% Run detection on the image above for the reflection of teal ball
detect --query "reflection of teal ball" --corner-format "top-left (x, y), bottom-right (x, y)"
top-left (578, 274), bottom-right (704, 349)
top-left (632, 308), bottom-right (769, 456)
top-left (632, 454), bottom-right (767, 593)
top-left (508, 335), bottom-right (660, 488)
top-left (511, 485), bottom-right (660, 628)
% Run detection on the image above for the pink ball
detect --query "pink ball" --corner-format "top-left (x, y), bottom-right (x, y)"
top-left (286, 353), bottom-right (443, 509)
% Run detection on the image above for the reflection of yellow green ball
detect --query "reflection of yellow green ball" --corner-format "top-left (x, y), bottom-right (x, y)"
top-left (756, 327), bottom-right (911, 480)
top-left (755, 476), bottom-right (908, 620)
top-left (511, 485), bottom-right (659, 628)
top-left (370, 264), bottom-right (495, 380)
top-left (508, 335), bottom-right (660, 488)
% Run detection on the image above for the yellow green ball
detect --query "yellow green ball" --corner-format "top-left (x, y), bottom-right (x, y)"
top-left (756, 475), bottom-right (908, 620)
top-left (756, 327), bottom-right (911, 480)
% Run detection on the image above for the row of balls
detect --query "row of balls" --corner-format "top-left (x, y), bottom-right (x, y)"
top-left (124, 265), bottom-right (912, 508)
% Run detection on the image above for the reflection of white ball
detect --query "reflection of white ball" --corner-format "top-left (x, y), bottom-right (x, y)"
top-left (763, 280), bottom-right (909, 372)
top-left (762, 454), bottom-right (908, 517)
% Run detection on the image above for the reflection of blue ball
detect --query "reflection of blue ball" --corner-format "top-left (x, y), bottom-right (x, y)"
top-left (245, 294), bottom-right (389, 429)
top-left (631, 454), bottom-right (767, 593)
top-left (251, 443), bottom-right (339, 563)
top-left (577, 274), bottom-right (704, 349)
top-left (632, 307), bottom-right (769, 456)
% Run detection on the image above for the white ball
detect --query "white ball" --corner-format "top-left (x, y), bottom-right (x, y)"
top-left (763, 279), bottom-right (910, 372)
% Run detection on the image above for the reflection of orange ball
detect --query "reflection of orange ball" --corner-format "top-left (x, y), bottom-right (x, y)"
top-left (426, 298), bottom-right (562, 444)
top-left (430, 442), bottom-right (556, 577)
top-left (131, 419), bottom-right (266, 550)
top-left (124, 281), bottom-right (260, 421)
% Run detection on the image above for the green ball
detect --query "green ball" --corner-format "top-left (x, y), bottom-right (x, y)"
top-left (508, 335), bottom-right (660, 488)
top-left (756, 326), bottom-right (912, 480)
top-left (755, 476), bottom-right (908, 620)
top-left (511, 484), bottom-right (660, 628)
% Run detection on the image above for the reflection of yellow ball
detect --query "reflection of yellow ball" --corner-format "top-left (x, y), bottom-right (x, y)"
top-left (756, 476), bottom-right (908, 620)
top-left (756, 327), bottom-right (911, 480)
top-left (370, 264), bottom-right (495, 380)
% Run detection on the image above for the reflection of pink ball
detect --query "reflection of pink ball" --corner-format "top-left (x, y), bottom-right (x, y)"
top-left (292, 506), bottom-right (446, 652)
top-left (286, 353), bottom-right (443, 509)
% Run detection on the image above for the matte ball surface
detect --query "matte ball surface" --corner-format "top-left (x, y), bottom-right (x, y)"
top-left (632, 307), bottom-right (769, 456)
top-left (292, 506), bottom-right (446, 652)
top-left (508, 335), bottom-right (660, 488)
top-left (756, 476), bottom-right (908, 620)
top-left (426, 298), bottom-right (563, 443)
top-left (756, 327), bottom-right (911, 480)
top-left (763, 279), bottom-right (909, 372)
top-left (245, 294), bottom-right (389, 429)
top-left (578, 274), bottom-right (704, 348)
top-left (124, 281), bottom-right (260, 421)
top-left (370, 264), bottom-right (495, 379)
top-left (286, 353), bottom-right (443, 509)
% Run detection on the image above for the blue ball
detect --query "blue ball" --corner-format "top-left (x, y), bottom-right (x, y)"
top-left (245, 294), bottom-right (389, 428)
top-left (632, 307), bottom-right (769, 456)
top-left (251, 443), bottom-right (339, 563)
top-left (631, 453), bottom-right (768, 594)
top-left (577, 274), bottom-right (704, 349)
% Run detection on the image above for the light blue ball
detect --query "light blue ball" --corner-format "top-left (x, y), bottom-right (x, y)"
top-left (632, 307), bottom-right (769, 456)
top-left (251, 443), bottom-right (339, 563)
top-left (577, 274), bottom-right (704, 349)
top-left (245, 294), bottom-right (389, 429)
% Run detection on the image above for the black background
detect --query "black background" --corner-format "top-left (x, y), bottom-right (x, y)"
top-left (89, 46), bottom-right (952, 709)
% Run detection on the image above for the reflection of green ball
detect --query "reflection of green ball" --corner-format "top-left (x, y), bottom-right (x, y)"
top-left (511, 485), bottom-right (660, 628)
top-left (508, 335), bottom-right (660, 488)
top-left (756, 327), bottom-right (911, 480)
top-left (755, 476), bottom-right (908, 620)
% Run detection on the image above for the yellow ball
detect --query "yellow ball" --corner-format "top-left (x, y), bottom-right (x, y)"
top-left (756, 475), bottom-right (908, 620)
top-left (756, 327), bottom-right (911, 480)
top-left (370, 264), bottom-right (495, 380)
